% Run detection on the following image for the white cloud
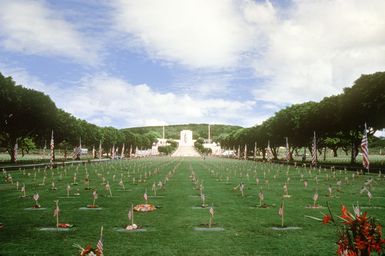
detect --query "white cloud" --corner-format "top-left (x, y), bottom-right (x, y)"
top-left (111, 0), bottom-right (274, 69)
top-left (59, 74), bottom-right (257, 128)
top-left (0, 0), bottom-right (98, 64)
top-left (252, 0), bottom-right (385, 104)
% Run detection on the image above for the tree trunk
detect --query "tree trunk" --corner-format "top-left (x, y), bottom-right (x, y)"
top-left (261, 148), bottom-right (266, 160)
top-left (8, 137), bottom-right (17, 164)
top-left (323, 147), bottom-right (327, 161)
top-left (332, 148), bottom-right (338, 157)
top-left (272, 147), bottom-right (278, 160)
top-left (350, 142), bottom-right (358, 164)
top-left (302, 147), bottom-right (306, 161)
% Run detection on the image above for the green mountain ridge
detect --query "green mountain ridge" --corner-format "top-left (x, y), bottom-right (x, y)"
top-left (125, 123), bottom-right (242, 140)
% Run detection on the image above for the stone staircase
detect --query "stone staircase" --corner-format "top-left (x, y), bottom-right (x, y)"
top-left (171, 145), bottom-right (201, 157)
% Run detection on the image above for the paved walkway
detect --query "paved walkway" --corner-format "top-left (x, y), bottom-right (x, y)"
top-left (171, 145), bottom-right (201, 157)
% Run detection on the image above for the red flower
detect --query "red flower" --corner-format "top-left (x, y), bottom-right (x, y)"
top-left (323, 214), bottom-right (332, 224)
top-left (58, 223), bottom-right (72, 228)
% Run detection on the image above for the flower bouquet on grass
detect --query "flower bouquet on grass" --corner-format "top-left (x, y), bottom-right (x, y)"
top-left (73, 226), bottom-right (103, 256)
top-left (87, 191), bottom-right (99, 208)
top-left (32, 193), bottom-right (41, 208)
top-left (133, 204), bottom-right (156, 212)
top-left (133, 191), bottom-right (156, 212)
top-left (73, 244), bottom-right (99, 256)
top-left (306, 202), bottom-right (385, 255)
top-left (54, 200), bottom-right (73, 229)
top-left (125, 204), bottom-right (142, 230)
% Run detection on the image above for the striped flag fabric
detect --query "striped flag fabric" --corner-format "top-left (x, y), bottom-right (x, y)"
top-left (209, 207), bottom-right (214, 217)
top-left (97, 238), bottom-right (103, 255)
top-left (361, 124), bottom-right (369, 170)
top-left (128, 208), bottom-right (132, 221)
top-left (311, 132), bottom-right (317, 166)
top-left (97, 226), bottom-right (103, 256)
top-left (93, 190), bottom-right (98, 200)
top-left (278, 202), bottom-right (284, 216)
top-left (53, 204), bottom-right (59, 217)
top-left (33, 193), bottom-right (39, 201)
top-left (50, 130), bottom-right (54, 167)
top-left (313, 191), bottom-right (319, 202)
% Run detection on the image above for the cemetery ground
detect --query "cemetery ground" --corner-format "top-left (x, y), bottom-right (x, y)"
top-left (1, 157), bottom-right (384, 255)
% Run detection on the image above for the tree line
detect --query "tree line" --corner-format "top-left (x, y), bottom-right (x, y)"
top-left (217, 72), bottom-right (385, 164)
top-left (1, 71), bottom-right (384, 164)
top-left (0, 72), bottom-right (162, 163)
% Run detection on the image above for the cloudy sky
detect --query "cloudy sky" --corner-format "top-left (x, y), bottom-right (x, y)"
top-left (1, 0), bottom-right (385, 129)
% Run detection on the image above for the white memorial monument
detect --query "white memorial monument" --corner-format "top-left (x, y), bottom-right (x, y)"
top-left (171, 130), bottom-right (200, 157)
top-left (179, 130), bottom-right (194, 146)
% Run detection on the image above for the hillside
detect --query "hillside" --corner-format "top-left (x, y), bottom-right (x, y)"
top-left (125, 124), bottom-right (242, 140)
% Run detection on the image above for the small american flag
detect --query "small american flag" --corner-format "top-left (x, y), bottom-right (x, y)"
top-left (93, 191), bottom-right (98, 200)
top-left (97, 226), bottom-right (104, 255)
top-left (278, 202), bottom-right (284, 216)
top-left (53, 205), bottom-right (59, 217)
top-left (128, 209), bottom-right (132, 221)
top-left (313, 192), bottom-right (319, 202)
top-left (33, 193), bottom-right (39, 201)
top-left (97, 238), bottom-right (103, 255)
top-left (144, 191), bottom-right (148, 202)
top-left (367, 190), bottom-right (372, 200)
top-left (258, 191), bottom-right (264, 201)
top-left (50, 130), bottom-right (54, 167)
top-left (209, 207), bottom-right (214, 217)
top-left (361, 124), bottom-right (369, 170)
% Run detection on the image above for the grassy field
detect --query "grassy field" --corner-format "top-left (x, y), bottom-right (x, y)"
top-left (0, 157), bottom-right (384, 255)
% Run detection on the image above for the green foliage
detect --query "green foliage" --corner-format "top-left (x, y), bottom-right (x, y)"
top-left (128, 124), bottom-right (241, 140)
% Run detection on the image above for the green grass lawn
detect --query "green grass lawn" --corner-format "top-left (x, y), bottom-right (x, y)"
top-left (1, 157), bottom-right (384, 255)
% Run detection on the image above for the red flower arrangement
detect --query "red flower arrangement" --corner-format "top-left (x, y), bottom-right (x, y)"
top-left (74, 244), bottom-right (101, 256)
top-left (58, 223), bottom-right (73, 228)
top-left (307, 203), bottom-right (385, 255)
top-left (336, 205), bottom-right (385, 256)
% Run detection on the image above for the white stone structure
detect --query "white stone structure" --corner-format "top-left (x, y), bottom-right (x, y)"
top-left (171, 130), bottom-right (200, 157)
top-left (179, 130), bottom-right (194, 146)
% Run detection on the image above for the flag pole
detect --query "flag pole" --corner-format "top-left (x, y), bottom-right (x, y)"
top-left (54, 200), bottom-right (59, 228)
top-left (131, 203), bottom-right (134, 225)
top-left (281, 201), bottom-right (284, 227)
